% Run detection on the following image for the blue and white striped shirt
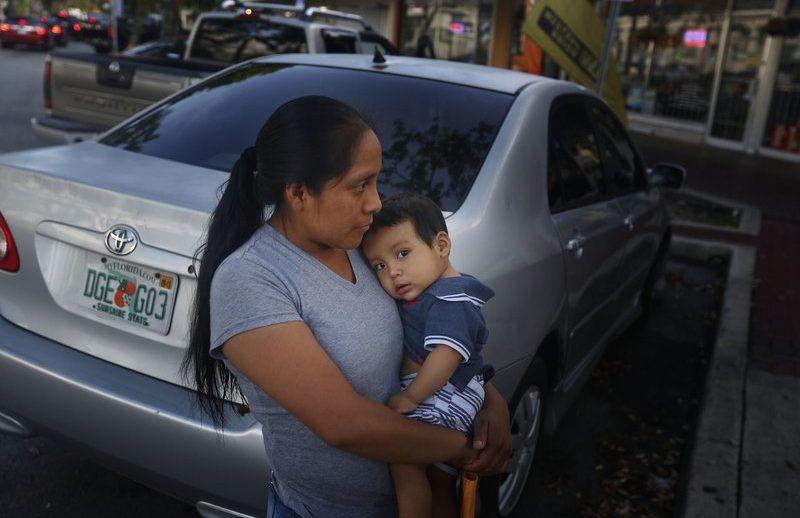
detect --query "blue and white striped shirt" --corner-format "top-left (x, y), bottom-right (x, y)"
top-left (399, 274), bottom-right (494, 390)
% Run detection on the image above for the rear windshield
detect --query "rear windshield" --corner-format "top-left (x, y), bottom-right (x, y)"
top-left (188, 18), bottom-right (307, 64)
top-left (100, 64), bottom-right (513, 212)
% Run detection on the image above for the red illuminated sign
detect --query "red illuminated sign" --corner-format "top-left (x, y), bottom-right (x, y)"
top-left (684, 29), bottom-right (707, 48)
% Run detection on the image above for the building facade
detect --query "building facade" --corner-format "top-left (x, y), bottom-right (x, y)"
top-left (309, 0), bottom-right (800, 161)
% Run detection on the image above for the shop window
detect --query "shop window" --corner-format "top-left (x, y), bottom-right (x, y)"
top-left (763, 38), bottom-right (800, 152)
top-left (710, 16), bottom-right (769, 141)
top-left (617, 2), bottom-right (726, 124)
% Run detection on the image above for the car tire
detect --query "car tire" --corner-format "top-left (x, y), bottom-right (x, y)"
top-left (479, 357), bottom-right (548, 517)
top-left (1, 41), bottom-right (12, 49)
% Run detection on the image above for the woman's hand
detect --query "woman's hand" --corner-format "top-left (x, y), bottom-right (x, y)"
top-left (459, 383), bottom-right (512, 475)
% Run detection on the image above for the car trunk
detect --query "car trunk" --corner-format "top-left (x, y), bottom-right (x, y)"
top-left (0, 142), bottom-right (226, 388)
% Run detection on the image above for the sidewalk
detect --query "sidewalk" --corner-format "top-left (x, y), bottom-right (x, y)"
top-left (632, 134), bottom-right (800, 518)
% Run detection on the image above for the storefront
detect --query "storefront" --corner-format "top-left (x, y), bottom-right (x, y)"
top-left (610, 0), bottom-right (800, 162)
top-left (308, 0), bottom-right (800, 161)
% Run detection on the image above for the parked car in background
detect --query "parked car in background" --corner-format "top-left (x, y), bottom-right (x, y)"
top-left (42, 16), bottom-right (67, 47)
top-left (81, 13), bottom-right (131, 53)
top-left (31, 5), bottom-right (398, 144)
top-left (0, 53), bottom-right (684, 518)
top-left (0, 15), bottom-right (55, 50)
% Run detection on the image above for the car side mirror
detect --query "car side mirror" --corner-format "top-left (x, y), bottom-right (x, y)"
top-left (647, 162), bottom-right (686, 189)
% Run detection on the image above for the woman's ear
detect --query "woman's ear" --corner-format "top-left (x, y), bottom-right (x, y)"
top-left (284, 183), bottom-right (308, 210)
top-left (435, 231), bottom-right (452, 257)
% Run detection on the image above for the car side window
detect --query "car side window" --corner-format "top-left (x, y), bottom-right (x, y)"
top-left (189, 18), bottom-right (307, 64)
top-left (590, 103), bottom-right (645, 192)
top-left (548, 101), bottom-right (606, 211)
top-left (321, 29), bottom-right (358, 53)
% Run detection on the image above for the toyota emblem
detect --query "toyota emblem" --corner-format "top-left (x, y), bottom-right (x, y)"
top-left (105, 225), bottom-right (139, 256)
top-left (108, 61), bottom-right (121, 74)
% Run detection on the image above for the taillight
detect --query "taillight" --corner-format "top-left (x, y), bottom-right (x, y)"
top-left (43, 55), bottom-right (52, 110)
top-left (51, 25), bottom-right (62, 34)
top-left (73, 23), bottom-right (81, 32)
top-left (0, 24), bottom-right (9, 32)
top-left (36, 27), bottom-right (46, 36)
top-left (19, 19), bottom-right (27, 26)
top-left (0, 212), bottom-right (20, 273)
top-left (107, 26), bottom-right (113, 40)
top-left (88, 17), bottom-right (97, 24)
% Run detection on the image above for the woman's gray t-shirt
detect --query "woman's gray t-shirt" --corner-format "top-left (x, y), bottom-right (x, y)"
top-left (209, 224), bottom-right (403, 518)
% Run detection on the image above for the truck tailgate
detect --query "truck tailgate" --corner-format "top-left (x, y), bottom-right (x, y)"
top-left (49, 53), bottom-right (210, 129)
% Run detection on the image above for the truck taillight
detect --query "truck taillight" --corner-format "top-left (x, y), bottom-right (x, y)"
top-left (0, 212), bottom-right (20, 273)
top-left (43, 55), bottom-right (52, 111)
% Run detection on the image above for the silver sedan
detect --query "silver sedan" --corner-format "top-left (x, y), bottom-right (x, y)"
top-left (0, 54), bottom-right (683, 517)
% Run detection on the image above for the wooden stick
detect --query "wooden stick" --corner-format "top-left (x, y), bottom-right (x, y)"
top-left (460, 470), bottom-right (479, 518)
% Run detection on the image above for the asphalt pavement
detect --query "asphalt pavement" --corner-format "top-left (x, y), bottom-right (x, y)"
top-left (632, 134), bottom-right (800, 518)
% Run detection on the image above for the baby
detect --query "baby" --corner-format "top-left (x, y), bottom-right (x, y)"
top-left (362, 195), bottom-right (494, 518)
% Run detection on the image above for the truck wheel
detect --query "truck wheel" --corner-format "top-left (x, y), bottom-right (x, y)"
top-left (480, 357), bottom-right (548, 517)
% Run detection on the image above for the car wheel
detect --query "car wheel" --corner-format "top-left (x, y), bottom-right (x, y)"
top-left (1, 41), bottom-right (12, 49)
top-left (480, 357), bottom-right (548, 517)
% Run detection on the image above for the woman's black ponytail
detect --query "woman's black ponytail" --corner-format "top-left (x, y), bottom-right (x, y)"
top-left (182, 145), bottom-right (270, 426)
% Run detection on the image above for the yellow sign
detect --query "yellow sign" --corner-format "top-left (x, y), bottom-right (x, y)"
top-left (523, 0), bottom-right (628, 126)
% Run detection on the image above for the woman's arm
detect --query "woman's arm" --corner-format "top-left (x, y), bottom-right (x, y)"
top-left (460, 382), bottom-right (512, 475)
top-left (222, 320), bottom-right (475, 465)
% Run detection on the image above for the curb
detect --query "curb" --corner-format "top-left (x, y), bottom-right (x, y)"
top-left (672, 237), bottom-right (757, 518)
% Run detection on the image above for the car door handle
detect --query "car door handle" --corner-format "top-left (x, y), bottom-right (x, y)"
top-left (623, 214), bottom-right (634, 231)
top-left (565, 236), bottom-right (584, 258)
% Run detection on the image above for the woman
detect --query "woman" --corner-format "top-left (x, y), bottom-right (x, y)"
top-left (183, 96), bottom-right (511, 517)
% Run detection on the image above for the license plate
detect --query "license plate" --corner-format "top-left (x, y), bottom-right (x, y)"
top-left (77, 254), bottom-right (179, 335)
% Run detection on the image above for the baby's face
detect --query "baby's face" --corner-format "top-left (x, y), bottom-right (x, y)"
top-left (362, 220), bottom-right (448, 301)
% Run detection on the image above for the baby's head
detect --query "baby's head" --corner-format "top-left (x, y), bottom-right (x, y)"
top-left (362, 195), bottom-right (455, 301)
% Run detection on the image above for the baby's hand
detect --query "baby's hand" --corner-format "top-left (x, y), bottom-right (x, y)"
top-left (388, 392), bottom-right (418, 414)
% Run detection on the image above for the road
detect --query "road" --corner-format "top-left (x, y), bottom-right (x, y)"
top-left (0, 44), bottom-right (725, 518)
top-left (0, 41), bottom-right (57, 153)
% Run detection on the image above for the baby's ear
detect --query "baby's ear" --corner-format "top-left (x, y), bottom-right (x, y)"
top-left (435, 231), bottom-right (452, 256)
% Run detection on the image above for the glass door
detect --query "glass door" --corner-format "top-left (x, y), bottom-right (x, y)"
top-left (709, 15), bottom-right (771, 144)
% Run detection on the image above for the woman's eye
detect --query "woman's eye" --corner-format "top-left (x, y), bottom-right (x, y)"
top-left (398, 249), bottom-right (410, 259)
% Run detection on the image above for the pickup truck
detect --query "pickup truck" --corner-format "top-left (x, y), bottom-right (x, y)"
top-left (31, 6), bottom-right (397, 144)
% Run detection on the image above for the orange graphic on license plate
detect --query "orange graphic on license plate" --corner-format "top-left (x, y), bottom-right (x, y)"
top-left (160, 276), bottom-right (174, 290)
